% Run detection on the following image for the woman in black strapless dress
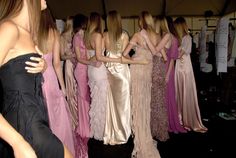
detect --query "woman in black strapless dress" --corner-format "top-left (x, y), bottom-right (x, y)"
top-left (0, 53), bottom-right (64, 158)
top-left (0, 0), bottom-right (72, 158)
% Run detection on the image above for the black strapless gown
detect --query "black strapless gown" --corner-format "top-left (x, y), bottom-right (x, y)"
top-left (0, 53), bottom-right (64, 158)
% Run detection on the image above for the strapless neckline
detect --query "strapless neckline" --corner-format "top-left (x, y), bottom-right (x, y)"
top-left (0, 53), bottom-right (39, 69)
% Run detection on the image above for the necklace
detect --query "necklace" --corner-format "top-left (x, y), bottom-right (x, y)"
top-left (15, 23), bottom-right (30, 33)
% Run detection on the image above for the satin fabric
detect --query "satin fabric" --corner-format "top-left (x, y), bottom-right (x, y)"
top-left (175, 35), bottom-right (207, 132)
top-left (104, 50), bottom-right (131, 145)
top-left (165, 37), bottom-right (186, 134)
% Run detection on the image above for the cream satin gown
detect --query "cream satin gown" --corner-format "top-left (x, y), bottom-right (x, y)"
top-left (104, 32), bottom-right (131, 145)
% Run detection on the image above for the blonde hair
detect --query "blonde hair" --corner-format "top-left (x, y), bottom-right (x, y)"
top-left (174, 17), bottom-right (189, 43)
top-left (0, 0), bottom-right (41, 43)
top-left (84, 12), bottom-right (103, 48)
top-left (138, 11), bottom-right (155, 33)
top-left (61, 16), bottom-right (73, 35)
top-left (107, 10), bottom-right (122, 49)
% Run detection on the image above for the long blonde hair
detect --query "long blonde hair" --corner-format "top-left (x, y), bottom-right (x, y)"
top-left (174, 17), bottom-right (189, 44)
top-left (84, 12), bottom-right (103, 48)
top-left (61, 16), bottom-right (73, 35)
top-left (158, 16), bottom-right (170, 37)
top-left (138, 11), bottom-right (155, 33)
top-left (0, 0), bottom-right (41, 43)
top-left (107, 10), bottom-right (122, 48)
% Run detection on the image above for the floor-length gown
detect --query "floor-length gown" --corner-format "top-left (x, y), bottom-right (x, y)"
top-left (165, 37), bottom-right (186, 133)
top-left (73, 32), bottom-right (90, 158)
top-left (0, 53), bottom-right (64, 158)
top-left (175, 35), bottom-right (207, 132)
top-left (104, 33), bottom-right (131, 145)
top-left (130, 36), bottom-right (161, 158)
top-left (87, 50), bottom-right (108, 141)
top-left (42, 52), bottom-right (75, 156)
top-left (150, 55), bottom-right (169, 141)
top-left (63, 36), bottom-right (78, 130)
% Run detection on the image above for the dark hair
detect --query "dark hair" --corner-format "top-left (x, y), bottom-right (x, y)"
top-left (73, 13), bottom-right (88, 33)
top-left (166, 16), bottom-right (178, 37)
top-left (38, 8), bottom-right (57, 53)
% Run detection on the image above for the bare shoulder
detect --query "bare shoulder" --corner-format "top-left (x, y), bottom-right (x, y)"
top-left (93, 32), bottom-right (102, 39)
top-left (122, 31), bottom-right (129, 39)
top-left (0, 21), bottom-right (19, 40)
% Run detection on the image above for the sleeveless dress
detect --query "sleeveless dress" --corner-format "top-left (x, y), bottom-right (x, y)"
top-left (73, 32), bottom-right (90, 158)
top-left (130, 35), bottom-right (161, 158)
top-left (150, 55), bottom-right (169, 141)
top-left (87, 50), bottom-right (108, 141)
top-left (42, 52), bottom-right (75, 156)
top-left (104, 33), bottom-right (131, 145)
top-left (0, 53), bottom-right (64, 158)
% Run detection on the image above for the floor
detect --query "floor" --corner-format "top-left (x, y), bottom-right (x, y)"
top-left (88, 75), bottom-right (236, 158)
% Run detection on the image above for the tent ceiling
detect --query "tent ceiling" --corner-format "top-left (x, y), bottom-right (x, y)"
top-left (47, 0), bottom-right (236, 19)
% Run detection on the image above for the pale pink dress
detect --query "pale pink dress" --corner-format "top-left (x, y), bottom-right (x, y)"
top-left (42, 52), bottom-right (75, 156)
top-left (72, 32), bottom-right (90, 158)
top-left (175, 35), bottom-right (207, 132)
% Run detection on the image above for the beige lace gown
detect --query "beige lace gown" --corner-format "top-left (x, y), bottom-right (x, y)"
top-left (130, 36), bottom-right (161, 158)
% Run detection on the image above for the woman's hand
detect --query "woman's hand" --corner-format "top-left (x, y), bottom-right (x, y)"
top-left (89, 56), bottom-right (102, 67)
top-left (12, 136), bottom-right (37, 158)
top-left (25, 46), bottom-right (47, 73)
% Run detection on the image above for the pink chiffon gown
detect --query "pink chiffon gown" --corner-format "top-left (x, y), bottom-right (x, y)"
top-left (73, 32), bottom-right (90, 158)
top-left (165, 36), bottom-right (186, 133)
top-left (42, 52), bottom-right (75, 156)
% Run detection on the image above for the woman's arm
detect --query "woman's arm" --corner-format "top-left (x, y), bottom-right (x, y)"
top-left (165, 58), bottom-right (174, 83)
top-left (0, 114), bottom-right (37, 158)
top-left (178, 35), bottom-right (192, 58)
top-left (52, 30), bottom-right (66, 96)
top-left (0, 22), bottom-right (18, 66)
top-left (75, 45), bottom-right (92, 65)
top-left (122, 33), bottom-right (148, 65)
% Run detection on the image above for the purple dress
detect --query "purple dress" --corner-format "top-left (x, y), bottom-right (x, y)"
top-left (73, 32), bottom-right (90, 158)
top-left (42, 52), bottom-right (75, 156)
top-left (165, 37), bottom-right (186, 133)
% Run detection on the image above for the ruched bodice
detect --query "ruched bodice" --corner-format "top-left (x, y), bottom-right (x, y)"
top-left (0, 53), bottom-right (64, 158)
top-left (0, 53), bottom-right (42, 94)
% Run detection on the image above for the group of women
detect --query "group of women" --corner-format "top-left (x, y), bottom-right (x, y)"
top-left (0, 0), bottom-right (207, 158)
